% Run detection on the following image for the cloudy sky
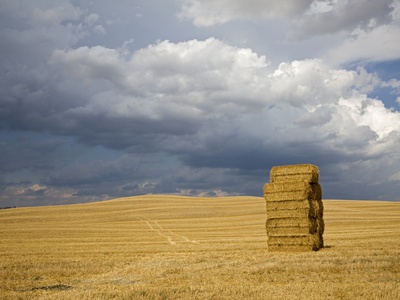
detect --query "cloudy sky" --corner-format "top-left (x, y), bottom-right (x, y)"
top-left (1, 0), bottom-right (400, 207)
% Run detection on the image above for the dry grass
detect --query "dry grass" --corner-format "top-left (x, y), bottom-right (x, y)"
top-left (1, 195), bottom-right (400, 299)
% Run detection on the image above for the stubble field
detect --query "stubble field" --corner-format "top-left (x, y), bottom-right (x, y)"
top-left (1, 195), bottom-right (399, 299)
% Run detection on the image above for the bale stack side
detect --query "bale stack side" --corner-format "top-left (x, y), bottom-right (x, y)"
top-left (263, 164), bottom-right (324, 251)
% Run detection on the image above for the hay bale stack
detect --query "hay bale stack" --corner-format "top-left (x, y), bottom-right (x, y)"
top-left (263, 164), bottom-right (324, 251)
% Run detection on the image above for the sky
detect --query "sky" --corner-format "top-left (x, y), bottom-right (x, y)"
top-left (1, 0), bottom-right (400, 207)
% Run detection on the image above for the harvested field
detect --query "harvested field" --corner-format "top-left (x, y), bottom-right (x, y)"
top-left (1, 195), bottom-right (400, 299)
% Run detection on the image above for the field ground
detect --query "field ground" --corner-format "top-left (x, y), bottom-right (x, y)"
top-left (1, 195), bottom-right (400, 299)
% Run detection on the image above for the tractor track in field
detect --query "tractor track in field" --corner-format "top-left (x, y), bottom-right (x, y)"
top-left (138, 217), bottom-right (199, 245)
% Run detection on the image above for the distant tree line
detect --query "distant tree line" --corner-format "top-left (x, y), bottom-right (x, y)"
top-left (0, 206), bottom-right (17, 210)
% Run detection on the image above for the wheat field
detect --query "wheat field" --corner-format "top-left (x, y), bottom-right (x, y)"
top-left (1, 195), bottom-right (399, 299)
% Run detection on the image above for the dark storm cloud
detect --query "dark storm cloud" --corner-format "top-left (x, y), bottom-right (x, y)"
top-left (42, 154), bottom-right (151, 187)
top-left (0, 134), bottom-right (70, 172)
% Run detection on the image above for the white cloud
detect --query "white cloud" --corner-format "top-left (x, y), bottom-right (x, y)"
top-left (290, 0), bottom-right (393, 40)
top-left (53, 41), bottom-right (388, 123)
top-left (93, 24), bottom-right (106, 34)
top-left (178, 0), bottom-right (312, 26)
top-left (389, 171), bottom-right (400, 181)
top-left (26, 184), bottom-right (47, 193)
top-left (266, 59), bottom-right (386, 112)
top-left (391, 0), bottom-right (400, 21)
top-left (51, 38), bottom-right (270, 120)
top-left (0, 0), bottom-right (102, 73)
top-left (85, 13), bottom-right (99, 26)
top-left (178, 0), bottom-right (396, 45)
top-left (334, 97), bottom-right (400, 139)
top-left (178, 189), bottom-right (234, 197)
top-left (382, 79), bottom-right (400, 94)
top-left (318, 0), bottom-right (400, 65)
top-left (306, 0), bottom-right (336, 14)
top-left (176, 0), bottom-right (400, 69)
top-left (267, 59), bottom-right (356, 107)
top-left (2, 181), bottom-right (105, 206)
top-left (49, 39), bottom-right (400, 162)
top-left (326, 24), bottom-right (400, 66)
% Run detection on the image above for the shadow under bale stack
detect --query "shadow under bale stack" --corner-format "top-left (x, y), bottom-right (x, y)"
top-left (263, 164), bottom-right (324, 251)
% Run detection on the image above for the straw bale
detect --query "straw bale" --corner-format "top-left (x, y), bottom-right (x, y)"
top-left (310, 233), bottom-right (323, 249)
top-left (267, 244), bottom-right (317, 252)
top-left (267, 234), bottom-right (320, 251)
top-left (270, 164), bottom-right (319, 183)
top-left (264, 191), bottom-right (310, 202)
top-left (317, 233), bottom-right (324, 249)
top-left (267, 235), bottom-right (310, 245)
top-left (264, 181), bottom-right (321, 202)
top-left (311, 183), bottom-right (322, 200)
top-left (266, 217), bottom-right (315, 228)
top-left (318, 199), bottom-right (324, 217)
top-left (264, 182), bottom-right (323, 217)
top-left (264, 181), bottom-right (321, 199)
top-left (266, 199), bottom-right (312, 212)
top-left (311, 199), bottom-right (323, 218)
top-left (267, 226), bottom-right (316, 236)
top-left (263, 164), bottom-right (324, 251)
top-left (264, 181), bottom-right (311, 197)
top-left (317, 218), bottom-right (325, 234)
top-left (266, 208), bottom-right (311, 219)
top-left (266, 217), bottom-right (317, 235)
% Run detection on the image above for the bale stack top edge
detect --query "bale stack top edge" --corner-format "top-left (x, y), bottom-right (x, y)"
top-left (270, 164), bottom-right (319, 183)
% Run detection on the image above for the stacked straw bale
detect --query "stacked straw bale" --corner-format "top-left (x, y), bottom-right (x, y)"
top-left (263, 164), bottom-right (324, 251)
